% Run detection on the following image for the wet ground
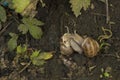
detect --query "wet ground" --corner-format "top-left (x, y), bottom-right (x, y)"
top-left (0, 0), bottom-right (120, 80)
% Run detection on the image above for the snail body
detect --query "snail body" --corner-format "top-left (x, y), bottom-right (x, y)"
top-left (71, 32), bottom-right (84, 46)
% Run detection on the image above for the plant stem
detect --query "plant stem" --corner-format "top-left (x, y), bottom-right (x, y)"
top-left (106, 0), bottom-right (110, 24)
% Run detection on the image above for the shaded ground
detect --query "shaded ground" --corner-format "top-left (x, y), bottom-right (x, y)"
top-left (0, 0), bottom-right (120, 80)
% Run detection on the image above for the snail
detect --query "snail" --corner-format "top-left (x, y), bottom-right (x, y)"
top-left (60, 27), bottom-right (100, 57)
top-left (60, 27), bottom-right (84, 56)
top-left (82, 37), bottom-right (100, 57)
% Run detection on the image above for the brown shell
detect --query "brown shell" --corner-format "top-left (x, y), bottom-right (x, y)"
top-left (60, 33), bottom-right (74, 56)
top-left (60, 44), bottom-right (73, 56)
top-left (82, 37), bottom-right (100, 57)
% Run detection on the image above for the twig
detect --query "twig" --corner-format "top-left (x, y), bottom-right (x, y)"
top-left (8, 61), bottom-right (31, 79)
top-left (0, 21), bottom-right (13, 36)
top-left (91, 12), bottom-right (106, 16)
top-left (18, 61), bottom-right (31, 74)
top-left (106, 0), bottom-right (110, 24)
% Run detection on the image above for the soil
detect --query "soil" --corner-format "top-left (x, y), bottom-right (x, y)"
top-left (0, 0), bottom-right (120, 80)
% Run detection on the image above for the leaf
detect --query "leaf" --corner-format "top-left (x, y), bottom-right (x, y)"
top-left (12, 0), bottom-right (30, 13)
top-left (30, 50), bottom-right (40, 59)
top-left (39, 52), bottom-right (53, 60)
top-left (7, 33), bottom-right (18, 51)
top-left (32, 59), bottom-right (45, 66)
top-left (30, 50), bottom-right (45, 66)
top-left (29, 25), bottom-right (43, 39)
top-left (0, 5), bottom-right (7, 22)
top-left (69, 0), bottom-right (91, 17)
top-left (22, 17), bottom-right (44, 26)
top-left (29, 18), bottom-right (44, 26)
top-left (16, 44), bottom-right (27, 54)
top-left (18, 17), bottom-right (44, 39)
top-left (103, 72), bottom-right (110, 78)
top-left (18, 24), bottom-right (29, 34)
top-left (83, 0), bottom-right (91, 10)
top-left (30, 50), bottom-right (53, 66)
top-left (8, 38), bottom-right (17, 51)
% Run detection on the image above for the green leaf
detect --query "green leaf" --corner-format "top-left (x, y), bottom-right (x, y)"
top-left (32, 59), bottom-right (45, 66)
top-left (18, 24), bottom-right (29, 34)
top-left (29, 25), bottom-right (43, 39)
top-left (22, 17), bottom-right (30, 24)
top-left (30, 50), bottom-right (40, 59)
top-left (83, 0), bottom-right (91, 10)
top-left (7, 33), bottom-right (18, 51)
top-left (0, 5), bottom-right (7, 22)
top-left (16, 44), bottom-right (27, 54)
top-left (22, 17), bottom-right (44, 26)
top-left (30, 50), bottom-right (46, 66)
top-left (12, 0), bottom-right (30, 13)
top-left (8, 38), bottom-right (17, 51)
top-left (103, 72), bottom-right (110, 78)
top-left (29, 18), bottom-right (44, 26)
top-left (69, 0), bottom-right (91, 17)
top-left (18, 17), bottom-right (44, 39)
top-left (30, 50), bottom-right (53, 66)
top-left (38, 52), bottom-right (53, 60)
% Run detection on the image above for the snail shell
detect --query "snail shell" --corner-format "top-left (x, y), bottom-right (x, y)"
top-left (81, 37), bottom-right (100, 57)
top-left (60, 43), bottom-right (73, 56)
top-left (60, 33), bottom-right (73, 56)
